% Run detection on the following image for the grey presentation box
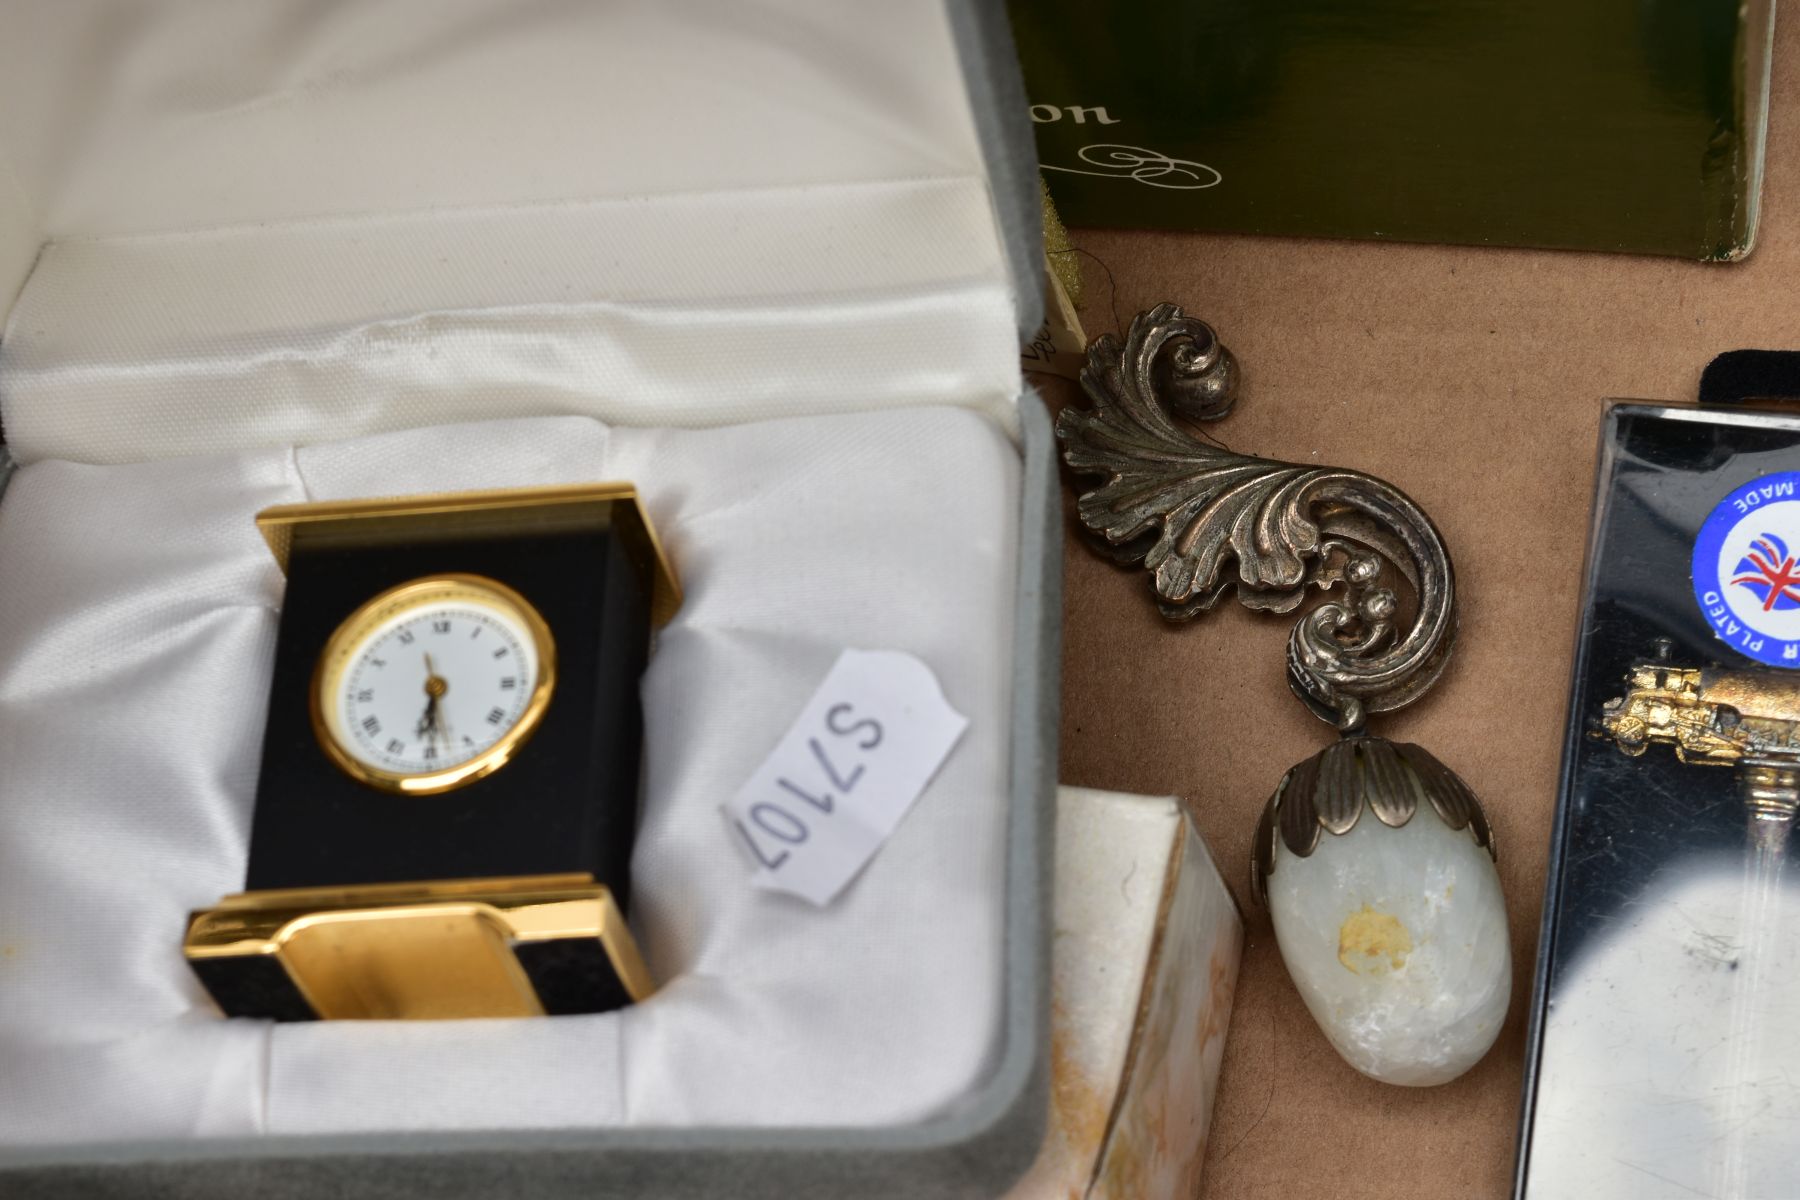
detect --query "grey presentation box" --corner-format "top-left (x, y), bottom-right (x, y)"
top-left (0, 2), bottom-right (1059, 1197)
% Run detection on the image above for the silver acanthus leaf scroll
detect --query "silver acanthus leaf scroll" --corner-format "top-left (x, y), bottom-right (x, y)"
top-left (1058, 307), bottom-right (1508, 1092)
top-left (1055, 303), bottom-right (1458, 733)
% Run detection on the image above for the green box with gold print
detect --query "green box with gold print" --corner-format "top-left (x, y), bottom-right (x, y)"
top-left (1010, 0), bottom-right (1775, 259)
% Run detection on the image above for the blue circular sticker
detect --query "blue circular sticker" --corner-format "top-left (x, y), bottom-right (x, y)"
top-left (1693, 470), bottom-right (1800, 668)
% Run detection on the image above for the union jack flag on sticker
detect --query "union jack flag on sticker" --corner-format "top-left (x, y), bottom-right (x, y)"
top-left (1730, 533), bottom-right (1800, 612)
top-left (1692, 471), bottom-right (1800, 668)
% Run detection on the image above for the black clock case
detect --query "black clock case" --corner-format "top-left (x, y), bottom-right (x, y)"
top-left (249, 527), bottom-right (649, 897)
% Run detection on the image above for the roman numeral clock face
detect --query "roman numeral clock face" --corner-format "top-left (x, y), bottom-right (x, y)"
top-left (312, 574), bottom-right (556, 794)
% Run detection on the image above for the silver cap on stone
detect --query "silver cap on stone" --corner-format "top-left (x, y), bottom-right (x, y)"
top-left (1251, 736), bottom-right (1496, 908)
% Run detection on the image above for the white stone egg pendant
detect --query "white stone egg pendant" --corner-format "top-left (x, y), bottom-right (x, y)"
top-left (1252, 736), bottom-right (1509, 1087)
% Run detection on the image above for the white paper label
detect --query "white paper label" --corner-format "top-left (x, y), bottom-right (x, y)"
top-left (723, 649), bottom-right (969, 906)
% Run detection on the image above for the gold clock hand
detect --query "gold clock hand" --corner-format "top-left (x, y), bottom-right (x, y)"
top-left (423, 653), bottom-right (449, 697)
top-left (419, 652), bottom-right (451, 749)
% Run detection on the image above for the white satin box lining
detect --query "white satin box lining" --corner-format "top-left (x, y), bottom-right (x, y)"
top-left (0, 1), bottom-right (1002, 332)
top-left (0, 179), bottom-right (1022, 466)
top-left (0, 0), bottom-right (1030, 1152)
top-left (0, 408), bottom-right (1020, 1142)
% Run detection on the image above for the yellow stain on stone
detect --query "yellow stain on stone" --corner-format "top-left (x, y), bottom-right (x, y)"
top-left (1338, 905), bottom-right (1412, 974)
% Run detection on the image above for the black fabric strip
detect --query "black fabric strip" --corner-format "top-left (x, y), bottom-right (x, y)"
top-left (1699, 349), bottom-right (1800, 407)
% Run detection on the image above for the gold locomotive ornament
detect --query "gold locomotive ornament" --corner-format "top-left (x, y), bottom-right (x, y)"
top-left (1596, 639), bottom-right (1800, 835)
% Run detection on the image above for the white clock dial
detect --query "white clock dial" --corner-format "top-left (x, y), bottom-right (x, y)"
top-left (313, 575), bottom-right (555, 793)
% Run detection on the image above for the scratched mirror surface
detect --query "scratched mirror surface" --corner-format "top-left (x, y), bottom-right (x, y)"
top-left (1520, 404), bottom-right (1800, 1200)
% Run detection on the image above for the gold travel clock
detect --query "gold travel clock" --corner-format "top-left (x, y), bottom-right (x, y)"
top-left (183, 483), bottom-right (679, 1022)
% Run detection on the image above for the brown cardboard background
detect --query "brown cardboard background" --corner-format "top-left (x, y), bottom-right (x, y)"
top-left (1043, 16), bottom-right (1799, 1200)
